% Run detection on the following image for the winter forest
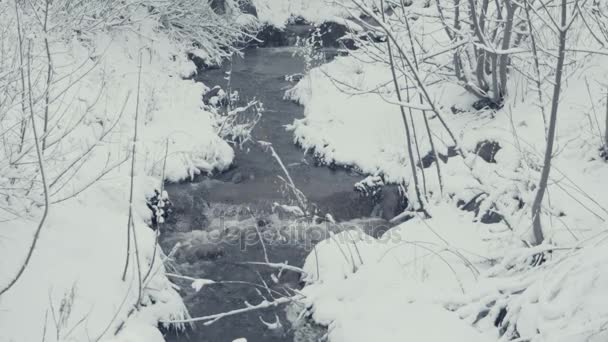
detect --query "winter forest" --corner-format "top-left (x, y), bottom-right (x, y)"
top-left (0, 0), bottom-right (607, 341)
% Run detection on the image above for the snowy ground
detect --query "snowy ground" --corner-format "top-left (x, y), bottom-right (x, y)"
top-left (252, 0), bottom-right (349, 27)
top-left (252, 0), bottom-right (372, 27)
top-left (0, 3), bottom-right (244, 341)
top-left (301, 207), bottom-right (608, 342)
top-left (283, 1), bottom-right (608, 341)
top-left (301, 205), bottom-right (500, 342)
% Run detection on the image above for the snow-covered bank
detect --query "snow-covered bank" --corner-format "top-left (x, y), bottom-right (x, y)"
top-left (301, 205), bottom-right (500, 342)
top-left (285, 7), bottom-right (608, 245)
top-left (252, 0), bottom-right (349, 27)
top-left (251, 0), bottom-right (371, 27)
top-left (287, 0), bottom-right (608, 341)
top-left (301, 206), bottom-right (608, 342)
top-left (0, 1), bottom-right (255, 341)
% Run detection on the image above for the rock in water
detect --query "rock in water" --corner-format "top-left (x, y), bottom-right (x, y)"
top-left (231, 172), bottom-right (244, 184)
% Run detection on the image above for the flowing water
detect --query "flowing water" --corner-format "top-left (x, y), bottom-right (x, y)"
top-left (160, 45), bottom-right (387, 342)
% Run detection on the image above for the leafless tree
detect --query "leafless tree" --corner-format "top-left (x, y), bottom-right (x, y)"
top-left (380, 0), bottom-right (428, 213)
top-left (530, 0), bottom-right (576, 246)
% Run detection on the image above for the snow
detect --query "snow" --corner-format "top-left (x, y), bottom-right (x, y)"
top-left (300, 207), bottom-right (608, 342)
top-left (286, 56), bottom-right (419, 184)
top-left (252, 0), bottom-right (371, 27)
top-left (287, 1), bottom-right (608, 341)
top-left (285, 13), bottom-right (608, 243)
top-left (191, 278), bottom-right (216, 292)
top-left (0, 3), bottom-right (241, 342)
top-left (457, 224), bottom-right (608, 342)
top-left (301, 205), bottom-right (499, 341)
top-left (252, 0), bottom-right (344, 27)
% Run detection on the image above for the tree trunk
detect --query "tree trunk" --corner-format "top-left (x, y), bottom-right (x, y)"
top-left (381, 0), bottom-right (427, 213)
top-left (530, 0), bottom-right (569, 246)
top-left (497, 0), bottom-right (516, 101)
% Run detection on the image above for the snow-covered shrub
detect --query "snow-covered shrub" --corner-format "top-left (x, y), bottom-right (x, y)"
top-left (0, 0), bottom-right (257, 219)
top-left (153, 0), bottom-right (260, 64)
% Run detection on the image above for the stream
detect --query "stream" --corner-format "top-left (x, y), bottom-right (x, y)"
top-left (160, 43), bottom-right (388, 342)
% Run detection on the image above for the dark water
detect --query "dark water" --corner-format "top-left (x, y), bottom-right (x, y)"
top-left (160, 47), bottom-right (386, 342)
top-left (190, 47), bottom-right (371, 219)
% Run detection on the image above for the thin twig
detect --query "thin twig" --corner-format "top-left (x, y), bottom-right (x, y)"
top-left (121, 51), bottom-right (144, 311)
top-left (0, 39), bottom-right (50, 297)
top-left (160, 296), bottom-right (301, 325)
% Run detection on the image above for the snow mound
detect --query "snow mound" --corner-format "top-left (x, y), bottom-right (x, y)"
top-left (460, 229), bottom-right (608, 342)
top-left (252, 0), bottom-right (372, 27)
top-left (301, 205), bottom-right (501, 341)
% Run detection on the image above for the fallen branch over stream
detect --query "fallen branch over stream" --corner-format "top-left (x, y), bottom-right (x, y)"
top-left (160, 295), bottom-right (303, 325)
top-left (165, 273), bottom-right (294, 298)
top-left (239, 261), bottom-right (307, 275)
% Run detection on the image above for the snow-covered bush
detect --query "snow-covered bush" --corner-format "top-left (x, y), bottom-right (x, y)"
top-left (154, 0), bottom-right (260, 63)
top-left (0, 0), bottom-right (257, 219)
